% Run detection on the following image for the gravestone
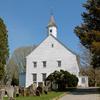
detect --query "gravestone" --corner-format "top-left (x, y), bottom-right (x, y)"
top-left (14, 86), bottom-right (19, 97)
top-left (0, 89), bottom-right (5, 100)
top-left (38, 82), bottom-right (44, 94)
top-left (44, 86), bottom-right (48, 94)
top-left (0, 90), bottom-right (3, 100)
top-left (6, 85), bottom-right (14, 100)
top-left (36, 89), bottom-right (40, 96)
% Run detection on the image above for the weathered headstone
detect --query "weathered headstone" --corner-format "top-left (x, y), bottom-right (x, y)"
top-left (37, 86), bottom-right (42, 94)
top-left (45, 81), bottom-right (52, 91)
top-left (32, 83), bottom-right (37, 95)
top-left (0, 87), bottom-right (5, 100)
top-left (14, 86), bottom-right (19, 97)
top-left (38, 82), bottom-right (44, 94)
top-left (0, 90), bottom-right (3, 100)
top-left (5, 85), bottom-right (14, 100)
top-left (36, 89), bottom-right (40, 96)
top-left (44, 86), bottom-right (48, 94)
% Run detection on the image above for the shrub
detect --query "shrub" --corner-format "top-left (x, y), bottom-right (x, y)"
top-left (67, 74), bottom-right (78, 87)
top-left (46, 70), bottom-right (78, 90)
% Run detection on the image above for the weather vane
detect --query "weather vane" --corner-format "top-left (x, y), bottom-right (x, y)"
top-left (50, 8), bottom-right (54, 16)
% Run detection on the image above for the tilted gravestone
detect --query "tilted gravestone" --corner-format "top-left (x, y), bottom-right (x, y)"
top-left (0, 89), bottom-right (5, 100)
top-left (0, 90), bottom-right (3, 100)
top-left (14, 86), bottom-right (19, 97)
top-left (5, 85), bottom-right (15, 100)
top-left (44, 86), bottom-right (48, 94)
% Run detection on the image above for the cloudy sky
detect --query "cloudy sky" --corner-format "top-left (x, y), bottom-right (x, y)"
top-left (0, 0), bottom-right (86, 55)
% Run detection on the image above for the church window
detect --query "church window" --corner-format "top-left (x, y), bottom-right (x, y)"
top-left (33, 73), bottom-right (37, 82)
top-left (43, 61), bottom-right (46, 67)
top-left (51, 44), bottom-right (54, 48)
top-left (57, 60), bottom-right (61, 67)
top-left (82, 77), bottom-right (85, 83)
top-left (50, 29), bottom-right (52, 33)
top-left (42, 73), bottom-right (46, 81)
top-left (33, 62), bottom-right (37, 68)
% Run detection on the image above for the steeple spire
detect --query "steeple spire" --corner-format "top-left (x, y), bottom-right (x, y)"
top-left (48, 15), bottom-right (57, 28)
top-left (47, 15), bottom-right (57, 38)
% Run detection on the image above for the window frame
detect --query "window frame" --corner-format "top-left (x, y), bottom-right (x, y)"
top-left (57, 60), bottom-right (61, 67)
top-left (42, 73), bottom-right (47, 81)
top-left (50, 29), bottom-right (52, 33)
top-left (33, 61), bottom-right (37, 68)
top-left (51, 44), bottom-right (54, 48)
top-left (32, 73), bottom-right (37, 82)
top-left (81, 77), bottom-right (85, 83)
top-left (42, 61), bottom-right (47, 67)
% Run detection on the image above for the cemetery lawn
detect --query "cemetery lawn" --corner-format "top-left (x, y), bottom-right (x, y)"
top-left (4, 91), bottom-right (64, 100)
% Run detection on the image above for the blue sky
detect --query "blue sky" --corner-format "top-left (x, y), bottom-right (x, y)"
top-left (0, 0), bottom-right (86, 55)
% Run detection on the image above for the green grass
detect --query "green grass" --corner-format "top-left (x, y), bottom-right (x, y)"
top-left (4, 91), bottom-right (64, 100)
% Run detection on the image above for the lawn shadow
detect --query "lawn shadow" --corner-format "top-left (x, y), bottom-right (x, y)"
top-left (65, 87), bottom-right (100, 95)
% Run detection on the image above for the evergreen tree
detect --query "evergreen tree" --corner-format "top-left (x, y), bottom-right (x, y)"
top-left (0, 18), bottom-right (9, 80)
top-left (74, 0), bottom-right (100, 68)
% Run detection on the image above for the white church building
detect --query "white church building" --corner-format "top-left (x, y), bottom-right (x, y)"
top-left (24, 16), bottom-right (88, 88)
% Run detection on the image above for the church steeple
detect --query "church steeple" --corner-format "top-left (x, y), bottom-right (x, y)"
top-left (47, 15), bottom-right (57, 38)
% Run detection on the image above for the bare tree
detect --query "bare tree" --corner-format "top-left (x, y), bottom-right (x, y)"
top-left (79, 43), bottom-right (92, 67)
top-left (6, 46), bottom-right (37, 81)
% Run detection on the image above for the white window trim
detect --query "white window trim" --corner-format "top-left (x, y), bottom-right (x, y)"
top-left (42, 61), bottom-right (47, 67)
top-left (57, 60), bottom-right (61, 67)
top-left (33, 61), bottom-right (37, 68)
top-left (32, 73), bottom-right (37, 82)
top-left (42, 73), bottom-right (47, 81)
